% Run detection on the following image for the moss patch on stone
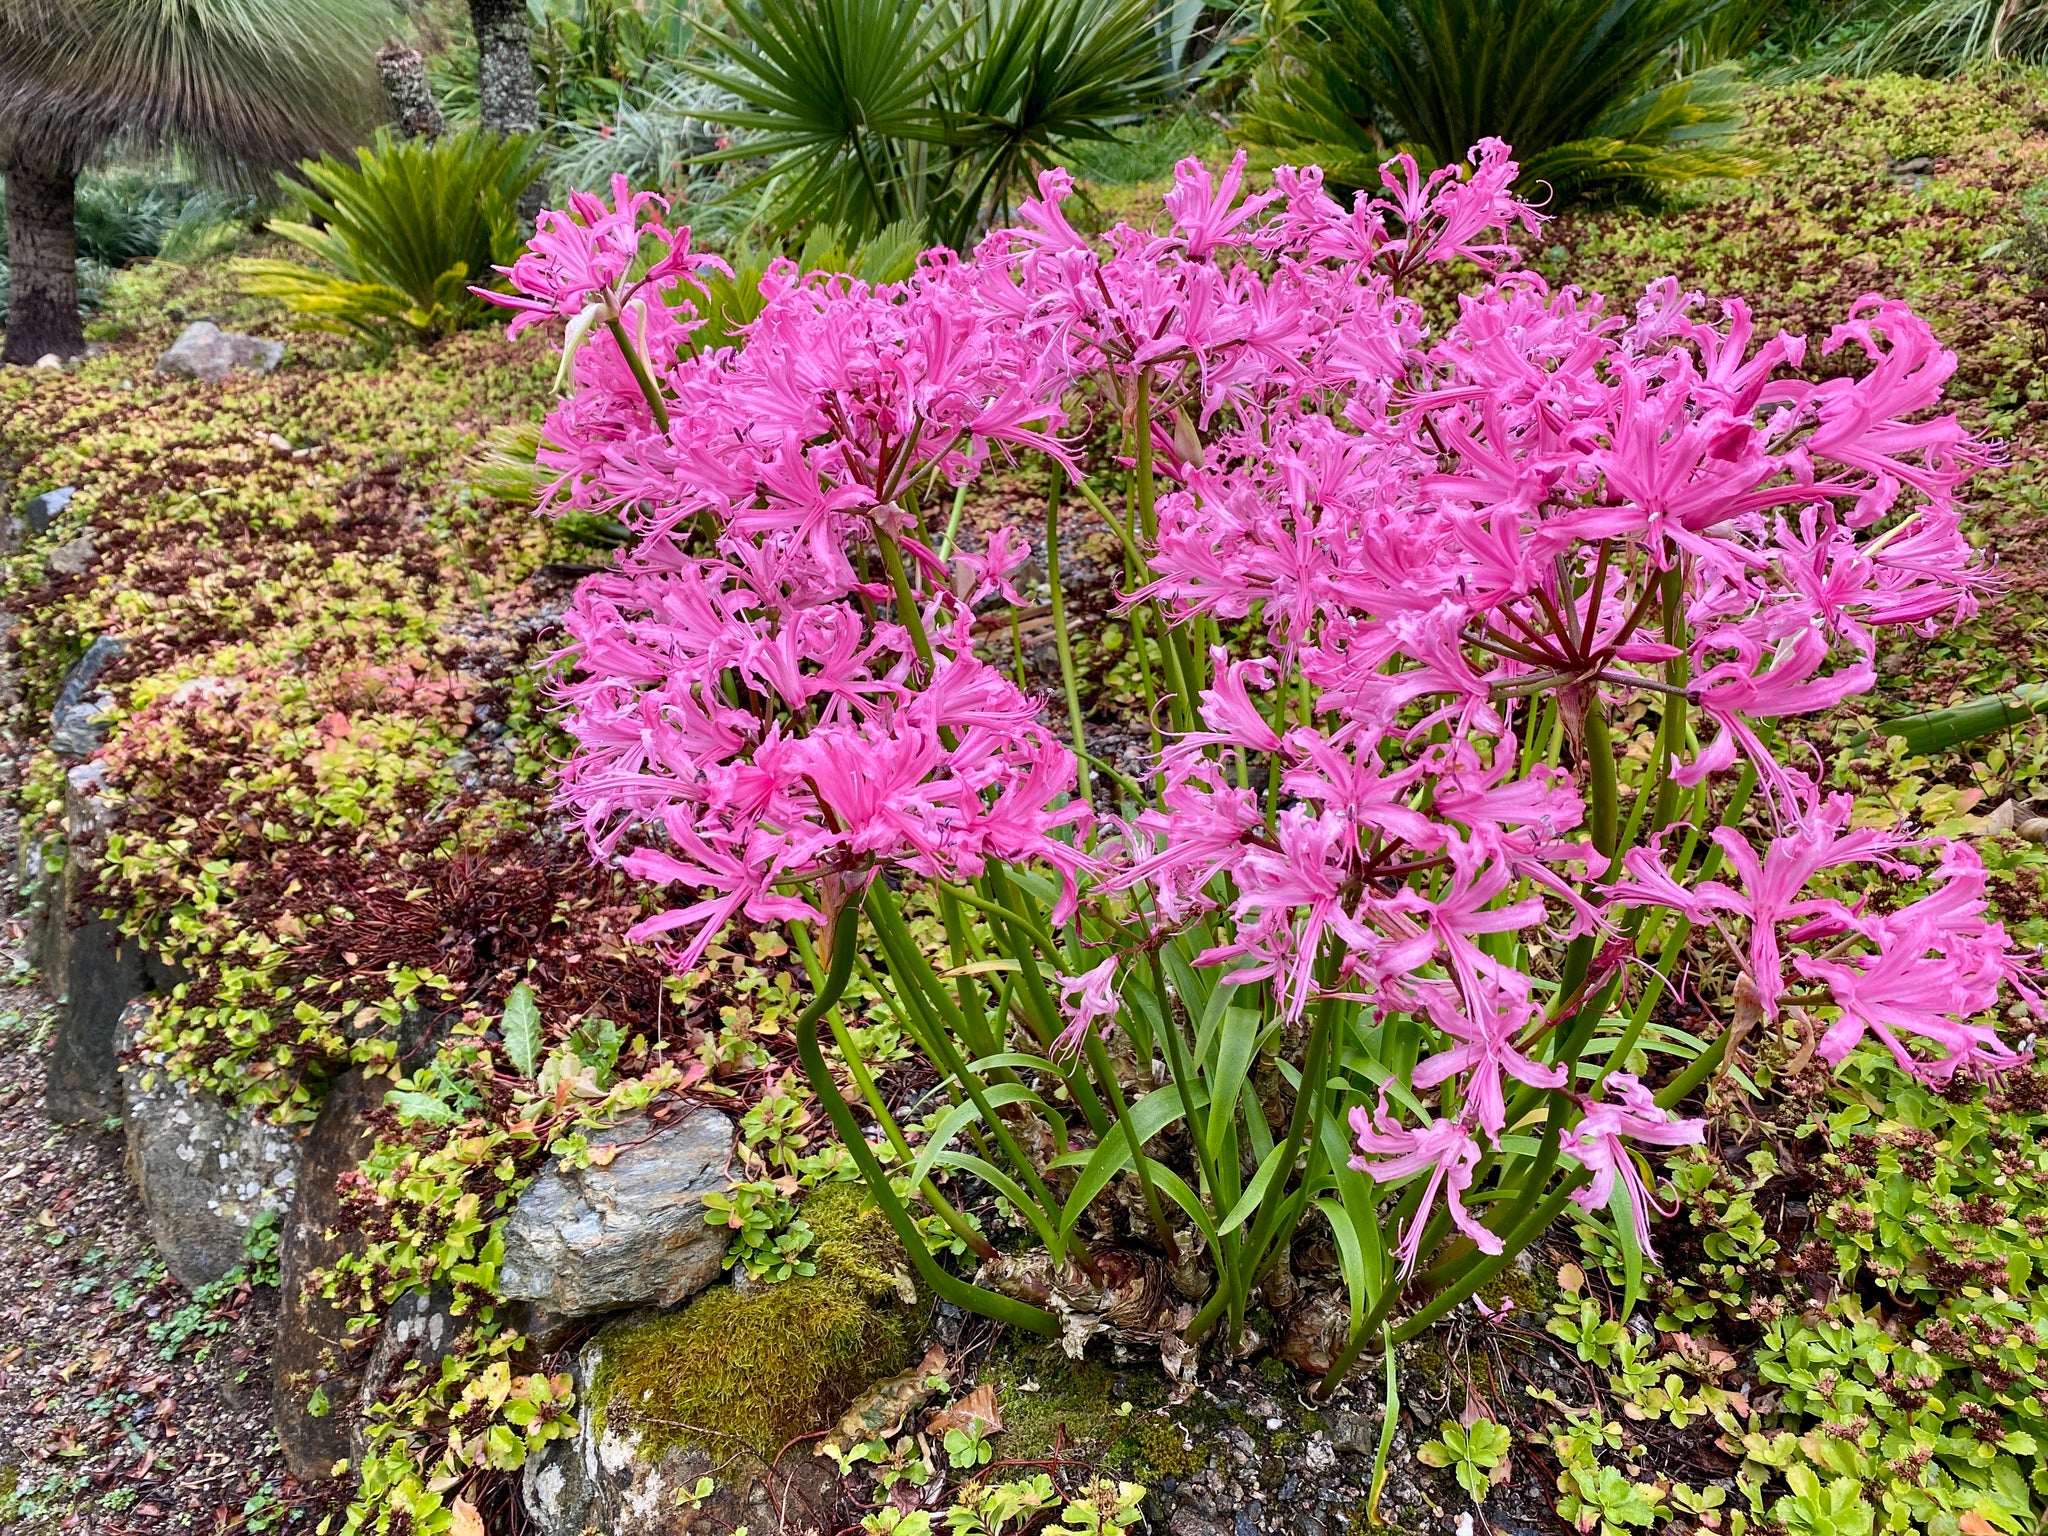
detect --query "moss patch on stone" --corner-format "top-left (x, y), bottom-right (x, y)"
top-left (587, 1183), bottom-right (929, 1459)
top-left (982, 1337), bottom-right (1217, 1481)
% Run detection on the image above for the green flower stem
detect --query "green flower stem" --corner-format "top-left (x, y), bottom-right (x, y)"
top-left (604, 316), bottom-right (670, 436)
top-left (866, 887), bottom-right (1069, 1248)
top-left (1583, 695), bottom-right (1619, 859)
top-left (795, 899), bottom-right (1056, 1334)
top-left (875, 526), bottom-right (935, 672)
top-left (1654, 563), bottom-right (1690, 832)
top-left (1045, 471), bottom-right (1092, 806)
top-left (1390, 1176), bottom-right (1586, 1345)
top-left (1148, 949), bottom-right (1226, 1214)
top-left (939, 481), bottom-right (970, 559)
top-left (822, 1005), bottom-right (986, 1257)
top-left (1656, 1028), bottom-right (1730, 1109)
top-left (1132, 369), bottom-right (1159, 543)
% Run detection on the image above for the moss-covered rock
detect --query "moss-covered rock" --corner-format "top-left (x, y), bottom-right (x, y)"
top-left (588, 1181), bottom-right (928, 1458)
top-left (523, 1184), bottom-right (928, 1535)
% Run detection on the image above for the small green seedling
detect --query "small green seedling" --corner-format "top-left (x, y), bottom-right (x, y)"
top-left (1418, 1418), bottom-right (1512, 1501)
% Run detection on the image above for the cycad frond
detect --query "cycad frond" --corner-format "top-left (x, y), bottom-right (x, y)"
top-left (1238, 0), bottom-right (1759, 201)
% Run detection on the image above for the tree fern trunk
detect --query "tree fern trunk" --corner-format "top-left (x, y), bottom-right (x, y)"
top-left (469, 0), bottom-right (539, 134)
top-left (2, 145), bottom-right (84, 366)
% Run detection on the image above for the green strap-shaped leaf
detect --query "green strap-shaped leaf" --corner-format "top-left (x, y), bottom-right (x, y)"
top-left (1052, 1087), bottom-right (1192, 1244)
top-left (907, 1082), bottom-right (1043, 1191)
top-left (1215, 1137), bottom-right (1296, 1237)
top-left (1878, 683), bottom-right (2048, 756)
top-left (1607, 1166), bottom-right (1646, 1320)
top-left (1314, 1197), bottom-right (1374, 1338)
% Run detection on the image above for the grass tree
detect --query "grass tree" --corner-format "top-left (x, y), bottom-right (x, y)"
top-left (0, 0), bottom-right (389, 364)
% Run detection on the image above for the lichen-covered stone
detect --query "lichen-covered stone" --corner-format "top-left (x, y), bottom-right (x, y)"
top-left (522, 1185), bottom-right (929, 1535)
top-left (119, 1000), bottom-right (300, 1288)
top-left (498, 1108), bottom-right (736, 1318)
top-left (351, 1289), bottom-right (465, 1462)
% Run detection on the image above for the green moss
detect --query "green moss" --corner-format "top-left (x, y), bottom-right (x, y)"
top-left (981, 1337), bottom-right (1214, 1480)
top-left (587, 1183), bottom-right (929, 1458)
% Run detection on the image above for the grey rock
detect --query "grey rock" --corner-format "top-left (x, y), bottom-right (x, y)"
top-left (499, 1109), bottom-right (735, 1318)
top-left (155, 321), bottom-right (284, 382)
top-left (119, 999), bottom-right (300, 1287)
top-left (274, 1071), bottom-right (382, 1479)
top-left (52, 696), bottom-right (112, 755)
top-left (45, 762), bottom-right (149, 1123)
top-left (24, 484), bottom-right (73, 533)
top-left (50, 636), bottom-right (125, 756)
top-left (46, 531), bottom-right (94, 577)
top-left (353, 1290), bottom-right (464, 1461)
top-left (522, 1331), bottom-right (843, 1536)
top-left (1321, 1407), bottom-right (1383, 1456)
top-left (44, 915), bottom-right (147, 1120)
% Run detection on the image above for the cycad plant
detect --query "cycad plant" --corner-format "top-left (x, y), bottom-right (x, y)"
top-left (0, 0), bottom-right (389, 363)
top-left (238, 128), bottom-right (543, 353)
top-left (687, 0), bottom-right (1178, 247)
top-left (1235, 0), bottom-right (1765, 200)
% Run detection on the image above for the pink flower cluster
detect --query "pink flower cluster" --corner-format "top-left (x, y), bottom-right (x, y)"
top-left (499, 142), bottom-right (2035, 1276)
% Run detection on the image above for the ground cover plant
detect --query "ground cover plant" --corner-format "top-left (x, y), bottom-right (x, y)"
top-left (16, 52), bottom-right (2048, 1536)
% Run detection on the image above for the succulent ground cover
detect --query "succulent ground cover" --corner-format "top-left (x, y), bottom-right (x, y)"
top-left (6, 68), bottom-right (2048, 1536)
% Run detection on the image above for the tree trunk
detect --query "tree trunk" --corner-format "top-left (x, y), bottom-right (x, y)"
top-left (468, 0), bottom-right (539, 135)
top-left (2, 145), bottom-right (84, 366)
top-left (376, 43), bottom-right (445, 140)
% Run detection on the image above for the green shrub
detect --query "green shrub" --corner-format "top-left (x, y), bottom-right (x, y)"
top-left (1235, 0), bottom-right (1768, 199)
top-left (238, 128), bottom-right (543, 353)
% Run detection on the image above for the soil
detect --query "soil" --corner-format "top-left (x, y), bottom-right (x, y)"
top-left (0, 843), bottom-right (340, 1536)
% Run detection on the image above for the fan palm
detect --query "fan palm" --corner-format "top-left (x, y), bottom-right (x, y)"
top-left (1236, 0), bottom-right (1766, 202)
top-left (0, 0), bottom-right (389, 364)
top-left (686, 0), bottom-right (1177, 249)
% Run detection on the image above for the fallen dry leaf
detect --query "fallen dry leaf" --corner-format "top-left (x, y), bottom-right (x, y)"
top-left (1957, 1516), bottom-right (1999, 1536)
top-left (449, 1495), bottom-right (487, 1536)
top-left (926, 1382), bottom-right (1001, 1439)
top-left (817, 1344), bottom-right (948, 1455)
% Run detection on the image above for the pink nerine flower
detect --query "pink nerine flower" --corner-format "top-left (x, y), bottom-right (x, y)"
top-left (1410, 997), bottom-right (1566, 1144)
top-left (1562, 1074), bottom-right (1706, 1261)
top-left (505, 131), bottom-right (2028, 1285)
top-left (1349, 1101), bottom-right (1501, 1277)
top-left (1053, 956), bottom-right (1121, 1059)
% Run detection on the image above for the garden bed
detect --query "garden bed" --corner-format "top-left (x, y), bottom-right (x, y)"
top-left (5, 69), bottom-right (2048, 1536)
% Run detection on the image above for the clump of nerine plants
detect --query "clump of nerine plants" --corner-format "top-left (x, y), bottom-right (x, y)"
top-left (494, 141), bottom-right (2036, 1517)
